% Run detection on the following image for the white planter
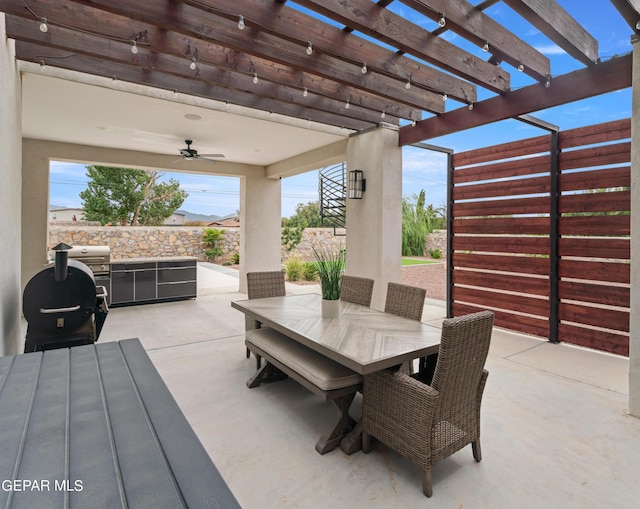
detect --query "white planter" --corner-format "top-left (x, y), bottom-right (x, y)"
top-left (321, 299), bottom-right (341, 318)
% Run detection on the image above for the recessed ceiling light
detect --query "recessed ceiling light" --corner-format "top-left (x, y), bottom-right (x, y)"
top-left (184, 113), bottom-right (202, 120)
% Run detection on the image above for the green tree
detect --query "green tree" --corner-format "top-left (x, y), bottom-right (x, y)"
top-left (402, 189), bottom-right (443, 256)
top-left (202, 228), bottom-right (225, 262)
top-left (80, 166), bottom-right (188, 226)
top-left (282, 201), bottom-right (323, 228)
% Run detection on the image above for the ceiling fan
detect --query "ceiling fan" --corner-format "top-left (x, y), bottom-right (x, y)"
top-left (178, 139), bottom-right (225, 161)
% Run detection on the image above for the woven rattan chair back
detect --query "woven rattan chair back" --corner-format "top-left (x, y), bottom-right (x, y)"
top-left (384, 282), bottom-right (426, 321)
top-left (246, 271), bottom-right (286, 299)
top-left (340, 275), bottom-right (374, 307)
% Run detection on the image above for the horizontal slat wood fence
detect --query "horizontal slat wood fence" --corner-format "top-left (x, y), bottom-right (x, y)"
top-left (449, 118), bottom-right (630, 355)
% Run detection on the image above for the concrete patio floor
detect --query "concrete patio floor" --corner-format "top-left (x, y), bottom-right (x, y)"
top-left (97, 263), bottom-right (639, 508)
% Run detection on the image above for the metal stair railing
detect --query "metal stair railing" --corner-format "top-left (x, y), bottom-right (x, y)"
top-left (319, 163), bottom-right (346, 234)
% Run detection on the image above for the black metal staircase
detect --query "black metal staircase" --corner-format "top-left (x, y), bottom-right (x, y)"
top-left (318, 162), bottom-right (346, 233)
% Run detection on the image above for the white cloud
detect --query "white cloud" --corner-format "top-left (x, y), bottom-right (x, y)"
top-left (534, 44), bottom-right (565, 55)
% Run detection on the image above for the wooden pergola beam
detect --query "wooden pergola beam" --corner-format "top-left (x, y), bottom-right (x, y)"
top-left (401, 0), bottom-right (550, 81)
top-left (189, 0), bottom-right (477, 104)
top-left (292, 0), bottom-right (511, 94)
top-left (609, 0), bottom-right (640, 32)
top-left (61, 0), bottom-right (444, 113)
top-left (502, 0), bottom-right (598, 66)
top-left (399, 53), bottom-right (632, 145)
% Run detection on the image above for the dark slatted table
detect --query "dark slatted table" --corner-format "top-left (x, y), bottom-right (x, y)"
top-left (0, 338), bottom-right (240, 509)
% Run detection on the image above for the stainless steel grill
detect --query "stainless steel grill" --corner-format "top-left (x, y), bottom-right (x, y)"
top-left (67, 245), bottom-right (111, 276)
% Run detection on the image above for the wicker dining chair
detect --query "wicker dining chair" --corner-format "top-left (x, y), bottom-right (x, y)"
top-left (245, 271), bottom-right (286, 367)
top-left (361, 310), bottom-right (495, 498)
top-left (384, 282), bottom-right (426, 321)
top-left (340, 275), bottom-right (374, 307)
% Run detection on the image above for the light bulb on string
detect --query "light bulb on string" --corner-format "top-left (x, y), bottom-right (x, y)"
top-left (545, 76), bottom-right (551, 88)
top-left (411, 120), bottom-right (416, 127)
top-left (442, 93), bottom-right (448, 101)
top-left (39, 60), bottom-right (45, 69)
top-left (238, 15), bottom-right (245, 30)
top-left (438, 13), bottom-right (446, 28)
top-left (302, 87), bottom-right (308, 97)
top-left (189, 58), bottom-right (197, 71)
top-left (381, 111), bottom-right (386, 119)
top-left (517, 62), bottom-right (524, 72)
top-left (482, 40), bottom-right (489, 52)
top-left (39, 18), bottom-right (48, 33)
top-left (468, 103), bottom-right (474, 111)
top-left (306, 42), bottom-right (313, 56)
top-left (405, 79), bottom-right (411, 90)
top-left (131, 41), bottom-right (138, 54)
top-left (345, 99), bottom-right (350, 110)
top-left (253, 73), bottom-right (259, 84)
top-left (361, 62), bottom-right (367, 74)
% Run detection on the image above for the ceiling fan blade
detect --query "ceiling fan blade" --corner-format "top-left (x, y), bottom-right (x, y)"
top-left (197, 153), bottom-right (225, 158)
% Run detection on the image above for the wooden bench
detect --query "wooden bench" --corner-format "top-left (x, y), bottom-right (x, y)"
top-left (245, 327), bottom-right (363, 454)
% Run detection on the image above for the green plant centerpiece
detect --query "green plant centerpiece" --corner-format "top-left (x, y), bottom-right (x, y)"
top-left (312, 244), bottom-right (344, 318)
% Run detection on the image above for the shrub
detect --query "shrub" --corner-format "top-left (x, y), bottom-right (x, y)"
top-left (202, 228), bottom-right (225, 262)
top-left (231, 252), bottom-right (240, 264)
top-left (302, 262), bottom-right (318, 281)
top-left (284, 257), bottom-right (304, 281)
top-left (205, 247), bottom-right (223, 262)
top-left (428, 249), bottom-right (442, 259)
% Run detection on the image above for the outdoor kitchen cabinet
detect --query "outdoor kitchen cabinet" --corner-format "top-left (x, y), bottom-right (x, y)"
top-left (109, 258), bottom-right (197, 306)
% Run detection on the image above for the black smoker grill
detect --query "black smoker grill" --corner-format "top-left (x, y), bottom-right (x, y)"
top-left (23, 243), bottom-right (109, 353)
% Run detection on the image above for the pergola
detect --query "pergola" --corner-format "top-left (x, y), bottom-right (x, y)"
top-left (0, 1), bottom-right (638, 414)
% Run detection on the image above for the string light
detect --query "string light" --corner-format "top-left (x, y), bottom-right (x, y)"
top-left (442, 93), bottom-right (448, 101)
top-left (306, 42), bottom-right (313, 56)
top-left (411, 120), bottom-right (416, 127)
top-left (131, 41), bottom-right (138, 54)
top-left (381, 111), bottom-right (386, 119)
top-left (39, 17), bottom-right (48, 33)
top-left (112, 76), bottom-right (118, 84)
top-left (517, 62), bottom-right (524, 72)
top-left (303, 87), bottom-right (308, 97)
top-left (405, 78), bottom-right (411, 90)
top-left (361, 62), bottom-right (367, 74)
top-left (39, 60), bottom-right (45, 69)
top-left (345, 99), bottom-right (350, 109)
top-left (189, 57), bottom-right (197, 71)
top-left (252, 73), bottom-right (259, 84)
top-left (237, 15), bottom-right (245, 30)
top-left (545, 76), bottom-right (551, 88)
top-left (482, 40), bottom-right (489, 52)
top-left (468, 103), bottom-right (474, 111)
top-left (438, 13), bottom-right (446, 28)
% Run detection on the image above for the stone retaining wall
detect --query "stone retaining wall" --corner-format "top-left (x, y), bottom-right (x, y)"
top-left (424, 229), bottom-right (447, 258)
top-left (49, 225), bottom-right (346, 264)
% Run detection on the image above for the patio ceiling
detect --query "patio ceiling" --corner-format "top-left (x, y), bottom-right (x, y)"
top-left (1, 0), bottom-right (638, 163)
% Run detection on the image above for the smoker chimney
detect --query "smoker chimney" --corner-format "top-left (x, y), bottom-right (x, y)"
top-left (52, 242), bottom-right (72, 282)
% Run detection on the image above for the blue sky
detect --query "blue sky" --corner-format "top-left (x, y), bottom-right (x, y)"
top-left (49, 1), bottom-right (633, 218)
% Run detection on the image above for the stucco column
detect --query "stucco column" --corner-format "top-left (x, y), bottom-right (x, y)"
top-left (238, 173), bottom-right (282, 293)
top-left (630, 36), bottom-right (640, 417)
top-left (345, 125), bottom-right (402, 311)
top-left (21, 140), bottom-right (52, 290)
top-left (0, 15), bottom-right (22, 356)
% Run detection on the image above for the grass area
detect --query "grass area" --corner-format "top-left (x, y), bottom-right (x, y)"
top-left (401, 258), bottom-right (440, 266)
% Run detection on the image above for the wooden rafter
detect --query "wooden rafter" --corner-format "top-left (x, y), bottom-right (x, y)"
top-left (609, 0), bottom-right (640, 31)
top-left (502, 0), bottom-right (598, 65)
top-left (187, 0), bottom-right (477, 104)
top-left (399, 53), bottom-right (632, 145)
top-left (292, 0), bottom-right (511, 94)
top-left (401, 0), bottom-right (550, 81)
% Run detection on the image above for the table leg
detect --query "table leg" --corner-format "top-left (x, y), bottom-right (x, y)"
top-left (340, 421), bottom-right (362, 455)
top-left (315, 393), bottom-right (357, 455)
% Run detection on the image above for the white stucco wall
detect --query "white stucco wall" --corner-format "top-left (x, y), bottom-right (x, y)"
top-left (345, 126), bottom-right (402, 310)
top-left (0, 15), bottom-right (22, 356)
top-left (629, 37), bottom-right (640, 417)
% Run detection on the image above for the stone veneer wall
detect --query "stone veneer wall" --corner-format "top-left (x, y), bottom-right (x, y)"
top-left (49, 224), bottom-right (346, 264)
top-left (424, 229), bottom-right (447, 258)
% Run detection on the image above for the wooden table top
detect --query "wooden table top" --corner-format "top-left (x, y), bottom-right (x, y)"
top-left (0, 339), bottom-right (240, 509)
top-left (232, 294), bottom-right (441, 375)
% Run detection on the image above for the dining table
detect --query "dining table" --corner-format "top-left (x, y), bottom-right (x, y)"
top-left (231, 293), bottom-right (442, 453)
top-left (0, 338), bottom-right (240, 509)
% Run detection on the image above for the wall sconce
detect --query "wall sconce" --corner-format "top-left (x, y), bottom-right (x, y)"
top-left (348, 169), bottom-right (366, 199)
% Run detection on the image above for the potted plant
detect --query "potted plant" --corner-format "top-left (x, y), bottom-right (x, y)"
top-left (312, 243), bottom-right (344, 318)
